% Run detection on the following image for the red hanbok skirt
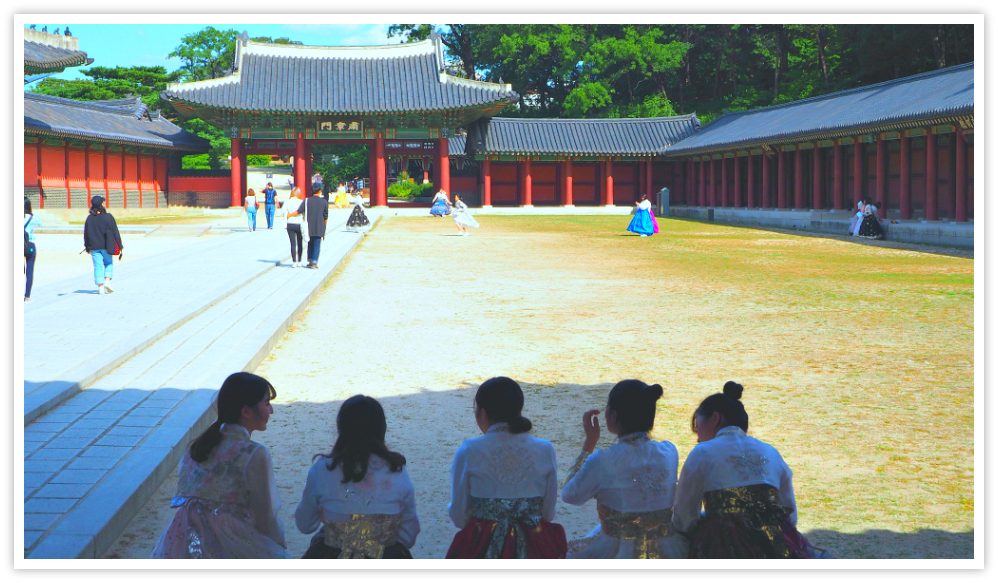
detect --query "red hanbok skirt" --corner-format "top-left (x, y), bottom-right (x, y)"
top-left (446, 517), bottom-right (567, 559)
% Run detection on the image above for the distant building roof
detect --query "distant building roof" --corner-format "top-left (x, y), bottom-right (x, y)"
top-left (24, 29), bottom-right (92, 74)
top-left (24, 92), bottom-right (209, 152)
top-left (162, 35), bottom-right (519, 115)
top-left (665, 62), bottom-right (974, 156)
top-left (466, 115), bottom-right (701, 157)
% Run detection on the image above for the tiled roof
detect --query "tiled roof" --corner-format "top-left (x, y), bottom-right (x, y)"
top-left (666, 62), bottom-right (974, 155)
top-left (466, 115), bottom-right (701, 156)
top-left (162, 36), bottom-right (518, 114)
top-left (24, 92), bottom-right (209, 152)
top-left (24, 40), bottom-right (92, 73)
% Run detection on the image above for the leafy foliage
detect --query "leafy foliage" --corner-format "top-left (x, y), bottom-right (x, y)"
top-left (29, 65), bottom-right (181, 112)
top-left (311, 144), bottom-right (369, 186)
top-left (246, 155), bottom-right (271, 167)
top-left (169, 26), bottom-right (240, 82)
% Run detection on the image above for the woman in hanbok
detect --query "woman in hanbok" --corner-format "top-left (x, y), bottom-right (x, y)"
top-left (333, 182), bottom-right (349, 209)
top-left (430, 189), bottom-right (451, 217)
top-left (672, 382), bottom-right (820, 559)
top-left (849, 200), bottom-right (865, 236)
top-left (857, 201), bottom-right (885, 240)
top-left (345, 191), bottom-right (370, 233)
top-left (627, 194), bottom-right (655, 237)
top-left (562, 379), bottom-right (688, 559)
top-left (446, 376), bottom-right (567, 558)
top-left (295, 395), bottom-right (419, 559)
top-left (151, 372), bottom-right (290, 559)
top-left (452, 195), bottom-right (480, 236)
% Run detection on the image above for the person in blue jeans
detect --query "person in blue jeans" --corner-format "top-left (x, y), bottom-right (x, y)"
top-left (262, 183), bottom-right (278, 229)
top-left (82, 195), bottom-right (123, 296)
top-left (289, 183), bottom-right (329, 269)
top-left (245, 189), bottom-right (258, 232)
top-left (24, 196), bottom-right (40, 302)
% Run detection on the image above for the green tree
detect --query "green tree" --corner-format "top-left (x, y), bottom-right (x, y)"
top-left (179, 118), bottom-right (230, 170)
top-left (311, 144), bottom-right (369, 185)
top-left (169, 26), bottom-right (240, 82)
top-left (388, 24), bottom-right (482, 78)
top-left (29, 65), bottom-right (181, 113)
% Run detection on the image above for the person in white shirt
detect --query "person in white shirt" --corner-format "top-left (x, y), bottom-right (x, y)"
top-left (849, 199), bottom-right (865, 235)
top-left (627, 194), bottom-right (656, 237)
top-left (672, 382), bottom-right (824, 558)
top-left (295, 395), bottom-right (419, 559)
top-left (446, 376), bottom-right (567, 558)
top-left (562, 379), bottom-right (688, 559)
top-left (245, 189), bottom-right (258, 232)
top-left (282, 188), bottom-right (304, 267)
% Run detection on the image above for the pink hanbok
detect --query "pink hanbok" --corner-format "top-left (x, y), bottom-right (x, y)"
top-left (649, 208), bottom-right (660, 234)
top-left (150, 424), bottom-right (291, 559)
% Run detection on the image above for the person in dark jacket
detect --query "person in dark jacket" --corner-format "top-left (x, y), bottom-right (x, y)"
top-left (289, 183), bottom-right (329, 269)
top-left (83, 196), bottom-right (123, 295)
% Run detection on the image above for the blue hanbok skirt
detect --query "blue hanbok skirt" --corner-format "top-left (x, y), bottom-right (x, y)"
top-left (431, 199), bottom-right (451, 216)
top-left (627, 209), bottom-right (655, 236)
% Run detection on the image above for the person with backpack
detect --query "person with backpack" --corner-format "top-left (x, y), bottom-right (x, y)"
top-left (24, 197), bottom-right (40, 302)
top-left (83, 195), bottom-right (123, 296)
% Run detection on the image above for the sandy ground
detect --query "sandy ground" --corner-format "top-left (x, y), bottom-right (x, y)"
top-left (99, 215), bottom-right (974, 560)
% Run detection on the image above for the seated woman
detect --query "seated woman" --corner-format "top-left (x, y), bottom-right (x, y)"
top-left (295, 395), bottom-right (419, 559)
top-left (446, 376), bottom-right (567, 558)
top-left (672, 382), bottom-right (821, 559)
top-left (849, 199), bottom-right (865, 236)
top-left (562, 379), bottom-right (688, 559)
top-left (857, 201), bottom-right (885, 240)
top-left (151, 373), bottom-right (290, 559)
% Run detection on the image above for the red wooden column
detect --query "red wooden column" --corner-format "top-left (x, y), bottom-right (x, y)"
top-left (747, 153), bottom-right (755, 208)
top-left (563, 159), bottom-right (574, 206)
top-left (230, 138), bottom-right (243, 207)
top-left (698, 159), bottom-right (706, 206)
top-left (294, 132), bottom-right (306, 194)
top-left (853, 140), bottom-right (864, 209)
top-left (762, 152), bottom-right (771, 207)
top-left (523, 158), bottom-right (533, 206)
top-left (832, 143), bottom-right (843, 210)
top-left (720, 156), bottom-right (729, 207)
top-left (777, 149), bottom-right (787, 208)
top-left (925, 130), bottom-right (938, 220)
top-left (374, 133), bottom-right (387, 206)
top-left (438, 138), bottom-right (451, 195)
top-left (793, 145), bottom-right (804, 209)
top-left (137, 150), bottom-right (143, 208)
top-left (875, 136), bottom-right (887, 218)
top-left (812, 144), bottom-right (823, 210)
top-left (63, 144), bottom-right (71, 208)
top-left (899, 132), bottom-right (912, 219)
top-left (955, 126), bottom-right (968, 222)
top-left (102, 145), bottom-right (109, 204)
top-left (648, 161), bottom-right (656, 201)
top-left (152, 153), bottom-right (158, 208)
top-left (638, 160), bottom-right (646, 197)
top-left (422, 157), bottom-right (430, 183)
top-left (604, 159), bottom-right (614, 206)
top-left (482, 158), bottom-right (492, 207)
top-left (84, 146), bottom-right (92, 204)
top-left (687, 160), bottom-right (695, 204)
top-left (733, 154), bottom-right (742, 207)
top-left (708, 157), bottom-right (716, 206)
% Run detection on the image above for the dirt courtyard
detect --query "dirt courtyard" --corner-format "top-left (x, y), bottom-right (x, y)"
top-left (103, 214), bottom-right (975, 560)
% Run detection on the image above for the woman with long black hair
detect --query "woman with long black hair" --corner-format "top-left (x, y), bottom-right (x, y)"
top-left (82, 195), bottom-right (123, 296)
top-left (150, 372), bottom-right (290, 559)
top-left (295, 395), bottom-right (419, 558)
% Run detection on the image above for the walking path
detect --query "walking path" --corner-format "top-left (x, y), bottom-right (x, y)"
top-left (22, 208), bottom-right (376, 559)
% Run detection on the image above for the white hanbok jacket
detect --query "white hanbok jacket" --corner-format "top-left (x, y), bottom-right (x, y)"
top-left (449, 422), bottom-right (559, 528)
top-left (562, 433), bottom-right (688, 558)
top-left (295, 454), bottom-right (420, 549)
top-left (672, 426), bottom-right (797, 534)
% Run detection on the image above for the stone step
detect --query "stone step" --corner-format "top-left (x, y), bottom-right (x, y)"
top-left (23, 217), bottom-right (376, 559)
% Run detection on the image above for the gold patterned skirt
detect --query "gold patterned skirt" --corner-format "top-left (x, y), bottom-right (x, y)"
top-left (302, 513), bottom-right (412, 559)
top-left (567, 503), bottom-right (688, 559)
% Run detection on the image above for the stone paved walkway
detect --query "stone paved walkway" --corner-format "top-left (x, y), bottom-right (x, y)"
top-left (22, 209), bottom-right (375, 559)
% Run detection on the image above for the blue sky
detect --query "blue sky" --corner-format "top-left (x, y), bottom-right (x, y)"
top-left (23, 22), bottom-right (396, 85)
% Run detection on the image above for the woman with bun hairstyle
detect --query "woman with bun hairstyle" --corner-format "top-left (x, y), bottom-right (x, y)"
top-left (151, 372), bottom-right (290, 558)
top-left (446, 376), bottom-right (567, 558)
top-left (672, 381), bottom-right (814, 559)
top-left (295, 395), bottom-right (420, 559)
top-left (562, 379), bottom-right (688, 559)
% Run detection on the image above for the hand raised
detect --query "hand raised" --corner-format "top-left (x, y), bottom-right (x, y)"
top-left (582, 409), bottom-right (601, 453)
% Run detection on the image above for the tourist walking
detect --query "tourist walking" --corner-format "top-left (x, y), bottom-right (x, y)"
top-left (295, 395), bottom-right (420, 559)
top-left (857, 201), bottom-right (885, 240)
top-left (451, 195), bottom-right (479, 236)
top-left (283, 187), bottom-right (304, 267)
top-left (446, 376), bottom-right (567, 559)
top-left (245, 189), bottom-right (258, 232)
top-left (627, 194), bottom-right (656, 237)
top-left (151, 372), bottom-right (291, 559)
top-left (562, 379), bottom-right (688, 559)
top-left (289, 183), bottom-right (329, 269)
top-left (333, 181), bottom-right (349, 208)
top-left (346, 191), bottom-right (370, 233)
top-left (430, 189), bottom-right (451, 217)
top-left (262, 182), bottom-right (278, 229)
top-left (672, 382), bottom-right (822, 559)
top-left (24, 197), bottom-right (40, 302)
top-left (83, 195), bottom-right (123, 296)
